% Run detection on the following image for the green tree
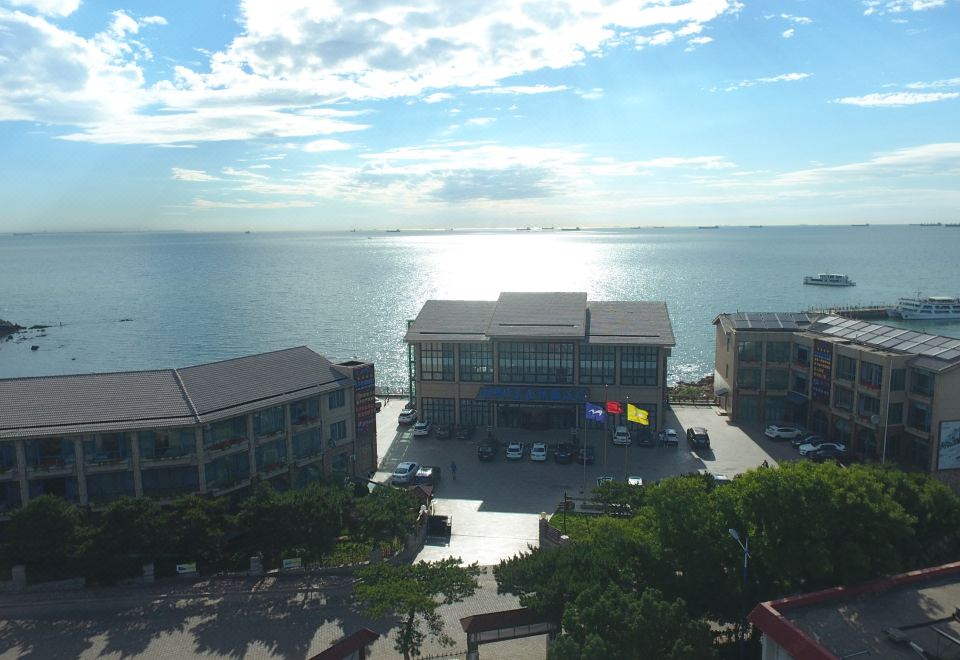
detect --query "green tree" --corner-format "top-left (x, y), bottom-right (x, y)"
top-left (356, 557), bottom-right (482, 660)
top-left (293, 483), bottom-right (342, 561)
top-left (349, 486), bottom-right (417, 547)
top-left (4, 495), bottom-right (85, 579)
top-left (236, 481), bottom-right (303, 569)
top-left (84, 496), bottom-right (164, 583)
top-left (163, 494), bottom-right (231, 569)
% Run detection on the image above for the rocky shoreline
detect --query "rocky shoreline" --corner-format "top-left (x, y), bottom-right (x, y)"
top-left (0, 318), bottom-right (24, 338)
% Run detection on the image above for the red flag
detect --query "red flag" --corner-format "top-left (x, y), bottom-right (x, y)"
top-left (606, 401), bottom-right (623, 414)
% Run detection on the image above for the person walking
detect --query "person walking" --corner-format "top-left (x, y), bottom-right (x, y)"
top-left (450, 461), bottom-right (458, 480)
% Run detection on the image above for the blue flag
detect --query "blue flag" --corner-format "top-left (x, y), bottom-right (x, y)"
top-left (585, 402), bottom-right (606, 423)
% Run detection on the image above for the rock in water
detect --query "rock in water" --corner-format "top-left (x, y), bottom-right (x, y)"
top-left (0, 319), bottom-right (25, 337)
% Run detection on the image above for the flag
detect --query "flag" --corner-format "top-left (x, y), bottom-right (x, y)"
top-left (627, 403), bottom-right (649, 425)
top-left (585, 402), bottom-right (606, 423)
top-left (606, 401), bottom-right (623, 415)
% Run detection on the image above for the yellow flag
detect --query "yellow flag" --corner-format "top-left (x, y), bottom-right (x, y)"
top-left (627, 403), bottom-right (649, 425)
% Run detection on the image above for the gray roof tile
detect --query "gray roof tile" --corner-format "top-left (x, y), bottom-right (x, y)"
top-left (588, 301), bottom-right (675, 346)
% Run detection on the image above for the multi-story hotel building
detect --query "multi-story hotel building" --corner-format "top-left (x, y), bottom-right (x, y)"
top-left (0, 347), bottom-right (377, 515)
top-left (714, 312), bottom-right (960, 487)
top-left (405, 292), bottom-right (675, 437)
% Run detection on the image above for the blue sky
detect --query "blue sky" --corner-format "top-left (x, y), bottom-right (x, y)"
top-left (0, 0), bottom-right (958, 231)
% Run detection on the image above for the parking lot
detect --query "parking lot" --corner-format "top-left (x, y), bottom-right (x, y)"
top-left (373, 398), bottom-right (803, 566)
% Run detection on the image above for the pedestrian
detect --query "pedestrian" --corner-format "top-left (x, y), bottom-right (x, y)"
top-left (451, 461), bottom-right (457, 480)
top-left (761, 459), bottom-right (770, 468)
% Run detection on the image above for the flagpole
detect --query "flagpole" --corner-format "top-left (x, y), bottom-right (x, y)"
top-left (582, 399), bottom-right (588, 497)
top-left (625, 395), bottom-right (630, 481)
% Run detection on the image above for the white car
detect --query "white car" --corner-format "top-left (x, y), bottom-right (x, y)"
top-left (627, 476), bottom-right (644, 486)
top-left (660, 428), bottom-right (679, 446)
top-left (398, 408), bottom-right (417, 424)
top-left (612, 425), bottom-right (631, 446)
top-left (412, 420), bottom-right (432, 437)
top-left (505, 442), bottom-right (524, 460)
top-left (391, 461), bottom-right (419, 485)
top-left (530, 442), bottom-right (548, 461)
top-left (765, 425), bottom-right (804, 440)
top-left (798, 441), bottom-right (846, 457)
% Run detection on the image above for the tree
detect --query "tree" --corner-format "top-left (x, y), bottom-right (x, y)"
top-left (84, 496), bottom-right (164, 583)
top-left (349, 486), bottom-right (417, 547)
top-left (162, 494), bottom-right (231, 569)
top-left (236, 481), bottom-right (304, 569)
top-left (4, 494), bottom-right (85, 579)
top-left (355, 557), bottom-right (481, 660)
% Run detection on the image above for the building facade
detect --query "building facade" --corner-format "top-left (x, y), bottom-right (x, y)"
top-left (0, 347), bottom-right (377, 515)
top-left (714, 313), bottom-right (960, 487)
top-left (405, 292), bottom-right (675, 438)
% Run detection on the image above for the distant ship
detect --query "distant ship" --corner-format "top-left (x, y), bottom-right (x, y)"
top-left (946, 223), bottom-right (960, 227)
top-left (748, 225), bottom-right (763, 228)
top-left (803, 273), bottom-right (856, 287)
top-left (919, 222), bottom-right (943, 227)
top-left (888, 294), bottom-right (960, 320)
top-left (851, 223), bottom-right (870, 227)
top-left (698, 225), bottom-right (719, 229)
top-left (516, 227), bottom-right (531, 231)
top-left (561, 227), bottom-right (581, 231)
top-left (386, 229), bottom-right (401, 233)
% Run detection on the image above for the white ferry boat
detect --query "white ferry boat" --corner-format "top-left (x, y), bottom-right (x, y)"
top-left (888, 295), bottom-right (960, 320)
top-left (803, 273), bottom-right (856, 287)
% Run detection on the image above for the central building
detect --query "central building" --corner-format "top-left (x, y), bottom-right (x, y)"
top-left (405, 292), bottom-right (675, 437)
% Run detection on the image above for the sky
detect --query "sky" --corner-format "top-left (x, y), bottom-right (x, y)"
top-left (0, 0), bottom-right (958, 231)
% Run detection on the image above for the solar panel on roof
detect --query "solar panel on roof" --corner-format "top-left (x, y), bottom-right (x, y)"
top-left (899, 332), bottom-right (921, 341)
top-left (858, 333), bottom-right (879, 343)
top-left (919, 346), bottom-right (948, 357)
top-left (943, 340), bottom-right (960, 350)
top-left (939, 349), bottom-right (960, 360)
top-left (896, 341), bottom-right (921, 351)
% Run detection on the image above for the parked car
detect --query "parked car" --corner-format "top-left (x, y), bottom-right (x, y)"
top-left (793, 433), bottom-right (823, 448)
top-left (710, 473), bottom-right (733, 485)
top-left (530, 442), bottom-right (548, 462)
top-left (506, 442), bottom-right (525, 460)
top-left (612, 425), bottom-right (631, 446)
top-left (687, 426), bottom-right (711, 449)
top-left (577, 446), bottom-right (596, 465)
top-left (391, 461), bottom-right (419, 485)
top-left (798, 440), bottom-right (846, 457)
top-left (660, 428), bottom-right (679, 446)
top-left (764, 424), bottom-right (804, 440)
top-left (413, 421), bottom-right (432, 437)
top-left (414, 465), bottom-right (441, 486)
top-left (554, 442), bottom-right (574, 464)
top-left (477, 441), bottom-right (497, 461)
top-left (434, 424), bottom-right (452, 439)
top-left (808, 446), bottom-right (849, 463)
top-left (627, 476), bottom-right (644, 486)
top-left (455, 424), bottom-right (475, 440)
top-left (398, 408), bottom-right (417, 425)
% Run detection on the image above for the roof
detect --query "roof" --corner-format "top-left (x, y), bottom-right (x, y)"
top-left (406, 293), bottom-right (674, 346)
top-left (749, 561), bottom-right (960, 660)
top-left (307, 628), bottom-right (379, 660)
top-left (460, 607), bottom-right (548, 634)
top-left (0, 346), bottom-right (351, 439)
top-left (714, 312), bottom-right (820, 333)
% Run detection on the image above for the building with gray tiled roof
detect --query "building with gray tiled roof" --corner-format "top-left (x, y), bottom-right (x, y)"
top-left (404, 292), bottom-right (675, 436)
top-left (0, 347), bottom-right (378, 514)
top-left (713, 312), bottom-right (960, 488)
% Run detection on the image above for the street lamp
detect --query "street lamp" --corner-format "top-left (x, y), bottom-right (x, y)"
top-left (729, 528), bottom-right (751, 660)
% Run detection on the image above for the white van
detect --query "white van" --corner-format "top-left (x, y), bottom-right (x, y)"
top-left (612, 425), bottom-right (631, 445)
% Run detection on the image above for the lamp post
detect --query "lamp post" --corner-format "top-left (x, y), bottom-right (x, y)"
top-left (624, 395), bottom-right (630, 480)
top-left (603, 384), bottom-right (609, 468)
top-left (729, 528), bottom-right (751, 660)
top-left (582, 395), bottom-right (589, 497)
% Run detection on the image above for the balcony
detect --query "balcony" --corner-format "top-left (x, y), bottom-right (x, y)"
top-left (26, 456), bottom-right (76, 476)
top-left (291, 414), bottom-right (321, 431)
top-left (0, 465), bottom-right (17, 480)
top-left (204, 437), bottom-right (249, 455)
top-left (84, 454), bottom-right (132, 473)
top-left (207, 476), bottom-right (251, 495)
top-left (140, 450), bottom-right (196, 467)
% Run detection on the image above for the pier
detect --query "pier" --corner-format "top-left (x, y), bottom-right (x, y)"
top-left (808, 304), bottom-right (890, 320)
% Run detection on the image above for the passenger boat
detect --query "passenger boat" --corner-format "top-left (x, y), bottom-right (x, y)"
top-left (803, 273), bottom-right (856, 287)
top-left (888, 295), bottom-right (960, 320)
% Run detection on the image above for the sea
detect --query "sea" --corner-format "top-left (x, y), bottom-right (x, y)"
top-left (1, 225), bottom-right (959, 388)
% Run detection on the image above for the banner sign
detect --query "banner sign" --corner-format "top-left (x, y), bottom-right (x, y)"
top-left (938, 420), bottom-right (960, 470)
top-left (176, 562), bottom-right (197, 574)
top-left (476, 386), bottom-right (589, 403)
top-left (282, 558), bottom-right (303, 570)
top-left (811, 340), bottom-right (833, 405)
top-left (353, 364), bottom-right (376, 435)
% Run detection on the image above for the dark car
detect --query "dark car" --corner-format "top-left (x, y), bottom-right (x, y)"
top-left (477, 442), bottom-right (497, 461)
top-left (577, 446), bottom-right (596, 465)
top-left (435, 424), bottom-right (452, 440)
top-left (554, 442), bottom-right (574, 464)
top-left (793, 433), bottom-right (823, 448)
top-left (687, 427), bottom-right (711, 449)
top-left (413, 465), bottom-right (442, 486)
top-left (455, 425), bottom-right (475, 440)
top-left (808, 446), bottom-right (849, 463)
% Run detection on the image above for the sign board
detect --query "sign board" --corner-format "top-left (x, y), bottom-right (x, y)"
top-left (810, 340), bottom-right (833, 405)
top-left (938, 420), bottom-right (960, 470)
top-left (176, 562), bottom-right (197, 574)
top-left (282, 557), bottom-right (303, 570)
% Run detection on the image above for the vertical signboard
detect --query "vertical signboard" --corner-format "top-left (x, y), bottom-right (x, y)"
top-left (811, 340), bottom-right (833, 405)
top-left (938, 420), bottom-right (960, 470)
top-left (353, 363), bottom-right (376, 436)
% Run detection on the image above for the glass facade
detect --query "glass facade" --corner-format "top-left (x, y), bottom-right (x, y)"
top-left (87, 472), bottom-right (135, 504)
top-left (142, 466), bottom-right (199, 498)
top-left (0, 441), bottom-right (16, 473)
top-left (420, 397), bottom-right (456, 424)
top-left (738, 367), bottom-right (761, 389)
top-left (907, 401), bottom-right (931, 432)
top-left (859, 362), bottom-right (883, 390)
top-left (25, 437), bottom-right (74, 469)
top-left (766, 341), bottom-right (790, 363)
top-left (256, 438), bottom-right (287, 473)
top-left (738, 395), bottom-right (759, 422)
top-left (205, 452), bottom-right (250, 491)
top-left (28, 477), bottom-right (80, 503)
top-left (888, 402), bottom-right (903, 425)
top-left (83, 433), bottom-right (131, 465)
top-left (420, 342), bottom-right (455, 381)
top-left (835, 355), bottom-right (856, 381)
top-left (911, 369), bottom-right (935, 396)
top-left (857, 394), bottom-right (880, 418)
top-left (203, 416), bottom-right (247, 451)
top-left (140, 428), bottom-right (195, 461)
top-left (253, 406), bottom-right (284, 437)
top-left (330, 420), bottom-right (347, 443)
top-left (791, 371), bottom-right (809, 393)
top-left (891, 369), bottom-right (906, 391)
top-left (0, 482), bottom-right (21, 513)
top-left (458, 343), bottom-right (493, 382)
top-left (328, 389), bottom-right (346, 409)
top-left (579, 344), bottom-right (616, 385)
top-left (794, 344), bottom-right (810, 366)
top-left (620, 346), bottom-right (658, 386)
top-left (459, 399), bottom-right (492, 427)
top-left (833, 387), bottom-right (853, 411)
top-left (498, 342), bottom-right (574, 384)
top-left (292, 428), bottom-right (323, 460)
top-left (765, 368), bottom-right (788, 390)
top-left (764, 397), bottom-right (786, 423)
top-left (290, 396), bottom-right (320, 427)
top-left (737, 341), bottom-right (762, 362)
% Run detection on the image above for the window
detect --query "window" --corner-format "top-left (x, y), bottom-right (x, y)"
top-left (794, 344), bottom-right (810, 366)
top-left (738, 367), bottom-right (761, 389)
top-left (142, 466), bottom-right (200, 498)
top-left (420, 397), bottom-right (456, 424)
top-left (765, 368), bottom-right (788, 390)
top-left (459, 343), bottom-right (493, 382)
top-left (253, 406), bottom-right (284, 437)
top-left (256, 438), bottom-right (287, 473)
top-left (907, 401), bottom-right (931, 432)
top-left (579, 344), bottom-right (616, 385)
top-left (419, 342), bottom-right (455, 381)
top-left (291, 397), bottom-right (321, 426)
top-left (86, 472), bottom-right (135, 505)
top-left (0, 482), bottom-right (21, 512)
top-left (911, 369), bottom-right (935, 396)
top-left (329, 420), bottom-right (347, 444)
top-left (140, 428), bottom-right (196, 460)
top-left (28, 477), bottom-right (80, 503)
top-left (859, 362), bottom-right (883, 390)
top-left (204, 452), bottom-right (250, 490)
top-left (891, 369), bottom-right (905, 391)
top-left (764, 397), bottom-right (786, 423)
top-left (498, 342), bottom-right (574, 384)
top-left (25, 437), bottom-right (74, 469)
top-left (833, 418), bottom-right (852, 445)
top-left (330, 452), bottom-right (351, 474)
top-left (204, 416), bottom-right (247, 450)
top-left (833, 387), bottom-right (853, 411)
top-left (908, 436), bottom-right (930, 470)
top-left (791, 371), bottom-right (809, 394)
top-left (888, 402), bottom-right (903, 425)
top-left (766, 341), bottom-right (790, 363)
top-left (0, 442), bottom-right (16, 473)
top-left (737, 395), bottom-right (759, 422)
top-left (328, 389), bottom-right (346, 409)
top-left (460, 399), bottom-right (492, 427)
top-left (620, 346), bottom-right (658, 386)
top-left (737, 341), bottom-right (762, 362)
top-left (835, 355), bottom-right (856, 381)
top-left (857, 394), bottom-right (880, 418)
top-left (83, 433), bottom-right (131, 465)
top-left (292, 429), bottom-right (323, 459)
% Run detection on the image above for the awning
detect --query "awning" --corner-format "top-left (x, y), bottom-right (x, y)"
top-left (785, 391), bottom-right (809, 405)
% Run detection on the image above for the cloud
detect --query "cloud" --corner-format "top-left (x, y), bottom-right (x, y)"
top-left (423, 92), bottom-right (453, 103)
top-left (782, 28), bottom-right (795, 38)
top-left (5, 0), bottom-right (79, 17)
top-left (718, 72), bottom-right (812, 92)
top-left (576, 87), bottom-right (604, 100)
top-left (905, 77), bottom-right (960, 89)
top-left (864, 0), bottom-right (946, 15)
top-left (832, 91), bottom-right (959, 106)
top-left (472, 85), bottom-right (569, 95)
top-left (171, 167), bottom-right (216, 182)
top-left (303, 138), bottom-right (353, 152)
top-left (191, 199), bottom-right (315, 209)
top-left (776, 142), bottom-right (960, 185)
top-left (780, 13), bottom-right (812, 24)
top-left (465, 117), bottom-right (495, 127)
